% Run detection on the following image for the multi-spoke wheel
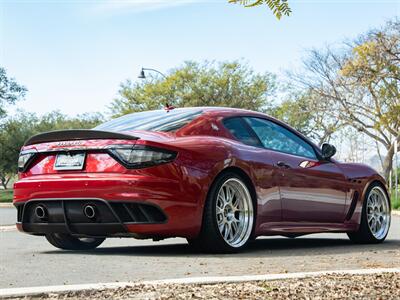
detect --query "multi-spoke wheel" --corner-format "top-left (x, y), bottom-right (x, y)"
top-left (366, 186), bottom-right (390, 240)
top-left (216, 178), bottom-right (254, 248)
top-left (188, 172), bottom-right (254, 253)
top-left (348, 183), bottom-right (391, 244)
top-left (46, 233), bottom-right (105, 250)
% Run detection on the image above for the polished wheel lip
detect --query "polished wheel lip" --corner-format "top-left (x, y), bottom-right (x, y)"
top-left (78, 237), bottom-right (99, 243)
top-left (216, 178), bottom-right (254, 248)
top-left (366, 186), bottom-right (391, 240)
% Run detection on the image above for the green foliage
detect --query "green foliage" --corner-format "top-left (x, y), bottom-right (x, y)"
top-left (0, 189), bottom-right (13, 203)
top-left (269, 91), bottom-right (343, 146)
top-left (269, 94), bottom-right (314, 138)
top-left (340, 19), bottom-right (400, 136)
top-left (391, 168), bottom-right (400, 185)
top-left (292, 18), bottom-right (399, 179)
top-left (229, 0), bottom-right (291, 19)
top-left (0, 111), bottom-right (104, 189)
top-left (0, 67), bottom-right (27, 119)
top-left (110, 61), bottom-right (277, 117)
top-left (391, 189), bottom-right (400, 210)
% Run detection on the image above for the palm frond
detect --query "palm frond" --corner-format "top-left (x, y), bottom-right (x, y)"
top-left (228, 0), bottom-right (291, 19)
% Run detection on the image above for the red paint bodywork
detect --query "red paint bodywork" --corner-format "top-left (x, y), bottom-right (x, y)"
top-left (14, 107), bottom-right (388, 239)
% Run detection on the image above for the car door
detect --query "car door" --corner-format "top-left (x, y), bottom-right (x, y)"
top-left (222, 117), bottom-right (282, 224)
top-left (244, 117), bottom-right (349, 224)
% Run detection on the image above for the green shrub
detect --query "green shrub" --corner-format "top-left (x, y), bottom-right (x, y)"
top-left (0, 189), bottom-right (13, 202)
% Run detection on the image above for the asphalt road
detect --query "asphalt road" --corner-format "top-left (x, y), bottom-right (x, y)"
top-left (0, 207), bottom-right (15, 226)
top-left (0, 208), bottom-right (399, 289)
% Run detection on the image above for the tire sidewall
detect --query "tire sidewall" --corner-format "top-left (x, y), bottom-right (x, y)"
top-left (46, 233), bottom-right (105, 250)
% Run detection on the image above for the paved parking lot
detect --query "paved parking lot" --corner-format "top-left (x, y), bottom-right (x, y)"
top-left (0, 206), bottom-right (399, 289)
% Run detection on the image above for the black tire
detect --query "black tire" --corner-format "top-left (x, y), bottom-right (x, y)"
top-left (347, 182), bottom-right (391, 244)
top-left (188, 171), bottom-right (255, 253)
top-left (45, 233), bottom-right (105, 250)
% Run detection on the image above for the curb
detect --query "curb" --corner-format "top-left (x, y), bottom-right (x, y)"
top-left (393, 210), bottom-right (400, 216)
top-left (0, 203), bottom-right (13, 208)
top-left (0, 225), bottom-right (16, 232)
top-left (1, 267), bottom-right (399, 298)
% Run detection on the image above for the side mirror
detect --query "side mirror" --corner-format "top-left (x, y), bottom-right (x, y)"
top-left (321, 143), bottom-right (336, 160)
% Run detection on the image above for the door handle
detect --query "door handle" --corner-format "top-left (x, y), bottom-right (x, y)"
top-left (276, 161), bottom-right (291, 169)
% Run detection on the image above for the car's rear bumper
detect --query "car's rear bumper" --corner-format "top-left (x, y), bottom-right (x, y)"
top-left (13, 173), bottom-right (205, 239)
top-left (15, 198), bottom-right (167, 237)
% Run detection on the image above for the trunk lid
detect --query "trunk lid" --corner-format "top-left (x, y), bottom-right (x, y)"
top-left (19, 130), bottom-right (176, 176)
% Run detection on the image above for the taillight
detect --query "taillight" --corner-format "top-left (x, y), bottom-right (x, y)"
top-left (18, 150), bottom-right (37, 172)
top-left (108, 145), bottom-right (177, 169)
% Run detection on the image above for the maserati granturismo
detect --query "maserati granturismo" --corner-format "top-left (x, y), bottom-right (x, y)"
top-left (14, 107), bottom-right (391, 252)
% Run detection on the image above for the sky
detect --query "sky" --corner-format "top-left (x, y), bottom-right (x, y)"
top-left (1, 0), bottom-right (399, 117)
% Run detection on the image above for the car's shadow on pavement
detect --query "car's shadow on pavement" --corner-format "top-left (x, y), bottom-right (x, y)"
top-left (42, 237), bottom-right (400, 257)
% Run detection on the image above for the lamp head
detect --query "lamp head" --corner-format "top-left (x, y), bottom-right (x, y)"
top-left (138, 68), bottom-right (146, 79)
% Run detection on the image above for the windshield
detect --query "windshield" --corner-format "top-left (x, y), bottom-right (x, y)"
top-left (94, 108), bottom-right (203, 132)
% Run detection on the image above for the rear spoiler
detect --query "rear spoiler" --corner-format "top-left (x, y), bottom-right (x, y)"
top-left (24, 130), bottom-right (139, 146)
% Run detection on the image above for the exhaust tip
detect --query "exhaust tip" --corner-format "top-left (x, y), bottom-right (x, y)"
top-left (35, 205), bottom-right (47, 220)
top-left (83, 205), bottom-right (97, 219)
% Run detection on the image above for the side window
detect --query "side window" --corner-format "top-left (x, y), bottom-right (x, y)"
top-left (245, 117), bottom-right (317, 159)
top-left (223, 118), bottom-right (261, 147)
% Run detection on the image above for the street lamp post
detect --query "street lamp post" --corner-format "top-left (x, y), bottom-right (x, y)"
top-left (138, 67), bottom-right (175, 111)
top-left (138, 67), bottom-right (167, 80)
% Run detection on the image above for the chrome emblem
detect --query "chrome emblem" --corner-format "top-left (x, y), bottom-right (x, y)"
top-left (56, 141), bottom-right (83, 147)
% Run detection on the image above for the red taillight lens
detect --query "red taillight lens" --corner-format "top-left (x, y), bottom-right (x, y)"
top-left (108, 145), bottom-right (176, 169)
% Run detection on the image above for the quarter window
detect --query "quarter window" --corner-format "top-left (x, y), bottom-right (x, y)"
top-left (223, 118), bottom-right (261, 147)
top-left (244, 117), bottom-right (317, 159)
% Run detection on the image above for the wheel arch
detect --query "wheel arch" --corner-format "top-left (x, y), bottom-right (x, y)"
top-left (347, 178), bottom-right (391, 243)
top-left (198, 166), bottom-right (258, 239)
top-left (210, 166), bottom-right (257, 207)
top-left (362, 179), bottom-right (391, 210)
top-left (193, 165), bottom-right (259, 248)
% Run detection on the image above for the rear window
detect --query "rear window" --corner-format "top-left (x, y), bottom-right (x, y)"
top-left (95, 109), bottom-right (203, 132)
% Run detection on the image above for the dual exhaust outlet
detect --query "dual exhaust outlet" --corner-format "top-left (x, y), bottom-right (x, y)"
top-left (34, 204), bottom-right (98, 220)
top-left (34, 205), bottom-right (47, 220)
top-left (83, 205), bottom-right (97, 220)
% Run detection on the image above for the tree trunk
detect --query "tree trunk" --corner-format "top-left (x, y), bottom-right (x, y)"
top-left (0, 178), bottom-right (7, 190)
top-left (0, 175), bottom-right (10, 190)
top-left (382, 143), bottom-right (395, 181)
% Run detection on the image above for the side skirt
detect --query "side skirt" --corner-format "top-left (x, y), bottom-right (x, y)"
top-left (256, 222), bottom-right (358, 236)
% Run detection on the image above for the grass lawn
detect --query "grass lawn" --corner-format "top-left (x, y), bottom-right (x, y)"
top-left (0, 189), bottom-right (13, 202)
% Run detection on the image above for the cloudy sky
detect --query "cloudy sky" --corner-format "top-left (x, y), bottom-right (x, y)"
top-left (1, 0), bottom-right (399, 116)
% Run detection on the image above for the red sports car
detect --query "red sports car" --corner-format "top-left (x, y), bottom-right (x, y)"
top-left (14, 107), bottom-right (391, 253)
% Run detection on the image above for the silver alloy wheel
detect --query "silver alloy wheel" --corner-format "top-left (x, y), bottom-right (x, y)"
top-left (366, 186), bottom-right (391, 240)
top-left (216, 178), bottom-right (254, 248)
